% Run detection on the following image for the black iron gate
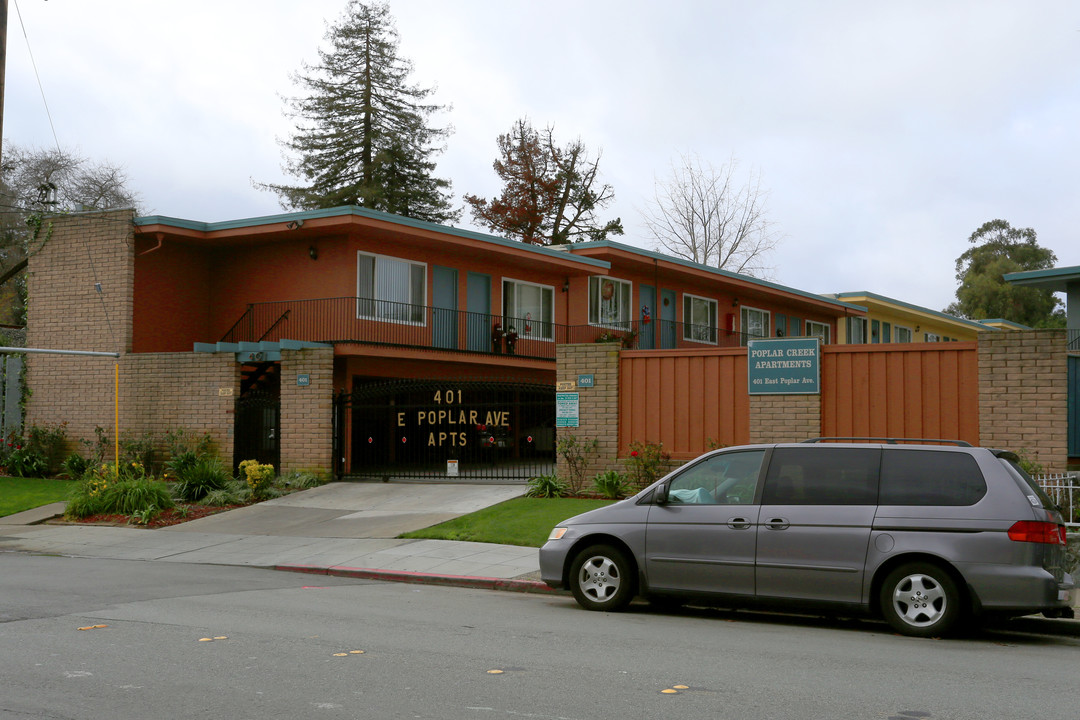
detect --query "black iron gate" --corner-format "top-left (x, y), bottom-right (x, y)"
top-left (334, 378), bottom-right (555, 481)
top-left (234, 389), bottom-right (280, 472)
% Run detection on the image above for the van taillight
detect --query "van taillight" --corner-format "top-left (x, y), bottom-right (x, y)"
top-left (1008, 521), bottom-right (1066, 545)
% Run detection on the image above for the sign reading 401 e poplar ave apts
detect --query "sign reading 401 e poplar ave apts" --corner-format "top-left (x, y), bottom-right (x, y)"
top-left (747, 337), bottom-right (820, 395)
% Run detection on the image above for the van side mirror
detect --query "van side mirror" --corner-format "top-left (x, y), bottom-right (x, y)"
top-left (655, 482), bottom-right (669, 505)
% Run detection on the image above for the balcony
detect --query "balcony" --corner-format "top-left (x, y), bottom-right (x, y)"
top-left (219, 297), bottom-right (755, 360)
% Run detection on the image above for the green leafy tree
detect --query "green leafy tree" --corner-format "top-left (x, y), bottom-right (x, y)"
top-left (945, 219), bottom-right (1065, 327)
top-left (260, 1), bottom-right (457, 223)
top-left (465, 118), bottom-right (623, 245)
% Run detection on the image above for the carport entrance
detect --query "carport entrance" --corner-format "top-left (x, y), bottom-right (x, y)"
top-left (334, 378), bottom-right (555, 481)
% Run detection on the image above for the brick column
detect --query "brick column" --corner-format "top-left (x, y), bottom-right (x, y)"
top-left (280, 347), bottom-right (335, 474)
top-left (555, 343), bottom-right (621, 479)
top-left (749, 394), bottom-right (822, 443)
top-left (978, 330), bottom-right (1068, 473)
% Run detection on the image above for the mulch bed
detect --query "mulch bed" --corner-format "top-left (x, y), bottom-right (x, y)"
top-left (47, 503), bottom-right (245, 529)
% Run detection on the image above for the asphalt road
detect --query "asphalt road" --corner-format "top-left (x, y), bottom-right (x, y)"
top-left (2, 553), bottom-right (1077, 720)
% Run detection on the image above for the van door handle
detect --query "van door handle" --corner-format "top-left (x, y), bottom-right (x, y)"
top-left (728, 517), bottom-right (751, 530)
top-left (764, 518), bottom-right (789, 530)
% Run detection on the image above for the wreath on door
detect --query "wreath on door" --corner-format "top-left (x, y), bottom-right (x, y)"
top-left (601, 280), bottom-right (615, 300)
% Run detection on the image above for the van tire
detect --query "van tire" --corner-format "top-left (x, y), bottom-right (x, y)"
top-left (879, 562), bottom-right (961, 637)
top-left (569, 544), bottom-right (634, 612)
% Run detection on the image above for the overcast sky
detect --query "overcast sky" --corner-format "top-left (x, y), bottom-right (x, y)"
top-left (5, 1), bottom-right (1078, 313)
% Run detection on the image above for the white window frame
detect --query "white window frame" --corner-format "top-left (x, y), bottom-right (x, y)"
top-left (740, 306), bottom-right (771, 345)
top-left (588, 276), bottom-right (633, 330)
top-left (356, 251), bottom-right (427, 325)
top-left (925, 332), bottom-right (941, 342)
top-left (806, 320), bottom-right (831, 344)
top-left (894, 325), bottom-right (913, 343)
top-left (682, 293), bottom-right (718, 344)
top-left (502, 278), bottom-right (555, 341)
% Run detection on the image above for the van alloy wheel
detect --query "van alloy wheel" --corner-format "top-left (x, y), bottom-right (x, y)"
top-left (569, 544), bottom-right (634, 612)
top-left (880, 562), bottom-right (961, 637)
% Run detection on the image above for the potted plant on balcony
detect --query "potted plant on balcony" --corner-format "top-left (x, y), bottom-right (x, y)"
top-left (505, 325), bottom-right (518, 355)
top-left (491, 322), bottom-right (505, 353)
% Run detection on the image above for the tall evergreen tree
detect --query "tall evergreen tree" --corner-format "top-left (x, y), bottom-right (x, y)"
top-left (261, 1), bottom-right (457, 223)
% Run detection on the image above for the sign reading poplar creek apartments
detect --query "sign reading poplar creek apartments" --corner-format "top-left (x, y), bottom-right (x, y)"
top-left (747, 337), bottom-right (821, 394)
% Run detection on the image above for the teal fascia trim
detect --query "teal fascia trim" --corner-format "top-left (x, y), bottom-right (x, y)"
top-left (832, 291), bottom-right (989, 331)
top-left (193, 342), bottom-right (240, 353)
top-left (135, 206), bottom-right (610, 271)
top-left (1003, 265), bottom-right (1080, 292)
top-left (570, 239), bottom-right (866, 313)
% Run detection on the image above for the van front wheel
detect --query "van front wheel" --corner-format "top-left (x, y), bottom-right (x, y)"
top-left (880, 562), bottom-right (961, 637)
top-left (569, 544), bottom-right (634, 612)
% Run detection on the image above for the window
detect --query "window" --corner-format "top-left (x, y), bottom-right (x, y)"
top-left (924, 332), bottom-right (940, 342)
top-left (894, 325), bottom-right (913, 343)
top-left (667, 450), bottom-right (765, 505)
top-left (357, 252), bottom-right (426, 324)
top-left (806, 320), bottom-right (831, 344)
top-left (740, 306), bottom-right (770, 344)
top-left (683, 294), bottom-right (718, 343)
top-left (847, 317), bottom-right (868, 344)
top-left (761, 447), bottom-right (880, 505)
top-left (589, 277), bottom-right (632, 329)
top-left (503, 279), bottom-right (554, 340)
top-left (871, 319), bottom-right (880, 343)
top-left (880, 450), bottom-right (986, 506)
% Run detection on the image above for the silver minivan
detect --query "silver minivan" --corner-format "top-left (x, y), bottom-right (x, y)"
top-left (539, 440), bottom-right (1075, 637)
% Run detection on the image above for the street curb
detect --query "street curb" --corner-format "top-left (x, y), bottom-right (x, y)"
top-left (274, 563), bottom-right (567, 595)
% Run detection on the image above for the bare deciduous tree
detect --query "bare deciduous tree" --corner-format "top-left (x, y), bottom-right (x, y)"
top-left (641, 153), bottom-right (780, 278)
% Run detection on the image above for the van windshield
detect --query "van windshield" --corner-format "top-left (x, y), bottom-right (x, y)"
top-left (1000, 458), bottom-right (1055, 510)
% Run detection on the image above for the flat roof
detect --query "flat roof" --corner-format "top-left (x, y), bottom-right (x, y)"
top-left (1003, 265), bottom-right (1080, 292)
top-left (830, 291), bottom-right (992, 331)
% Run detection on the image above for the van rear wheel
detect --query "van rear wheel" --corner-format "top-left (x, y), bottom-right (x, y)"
top-left (880, 562), bottom-right (961, 637)
top-left (569, 544), bottom-right (634, 612)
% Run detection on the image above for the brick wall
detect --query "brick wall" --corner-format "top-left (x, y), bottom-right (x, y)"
top-left (280, 347), bottom-right (334, 473)
top-left (26, 210), bottom-right (135, 356)
top-left (749, 394), bottom-right (822, 443)
top-left (978, 330), bottom-right (1068, 473)
top-left (555, 343), bottom-right (621, 481)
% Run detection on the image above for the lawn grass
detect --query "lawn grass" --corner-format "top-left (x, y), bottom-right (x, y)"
top-left (399, 496), bottom-right (615, 547)
top-left (0, 476), bottom-right (75, 517)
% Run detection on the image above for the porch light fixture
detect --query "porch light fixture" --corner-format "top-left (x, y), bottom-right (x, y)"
top-left (309, 246), bottom-right (318, 260)
top-left (732, 298), bottom-right (739, 307)
top-left (562, 278), bottom-right (570, 292)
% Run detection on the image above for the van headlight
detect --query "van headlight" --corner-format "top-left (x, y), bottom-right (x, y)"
top-left (547, 527), bottom-right (568, 541)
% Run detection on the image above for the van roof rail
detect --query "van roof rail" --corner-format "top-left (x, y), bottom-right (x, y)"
top-left (800, 437), bottom-right (972, 447)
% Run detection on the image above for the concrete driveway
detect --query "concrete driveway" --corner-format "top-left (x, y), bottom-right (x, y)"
top-left (162, 481), bottom-right (527, 539)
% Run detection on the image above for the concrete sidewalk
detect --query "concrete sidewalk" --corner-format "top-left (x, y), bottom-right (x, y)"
top-left (0, 482), bottom-right (555, 595)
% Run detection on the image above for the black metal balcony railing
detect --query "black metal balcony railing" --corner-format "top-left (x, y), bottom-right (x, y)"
top-left (219, 297), bottom-right (757, 360)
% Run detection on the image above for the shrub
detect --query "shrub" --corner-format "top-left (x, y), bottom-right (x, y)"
top-left (4, 445), bottom-right (48, 478)
top-left (61, 452), bottom-right (92, 480)
top-left (556, 435), bottom-right (598, 495)
top-left (65, 472), bottom-right (174, 520)
top-left (592, 469), bottom-right (629, 499)
top-left (623, 440), bottom-right (672, 490)
top-left (174, 455), bottom-right (229, 502)
top-left (238, 459), bottom-right (275, 500)
top-left (26, 421), bottom-right (70, 475)
top-left (526, 473), bottom-right (569, 498)
top-left (280, 469), bottom-right (331, 489)
top-left (121, 431), bottom-right (158, 474)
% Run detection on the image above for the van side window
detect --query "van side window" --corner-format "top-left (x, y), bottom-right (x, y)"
top-left (880, 450), bottom-right (986, 506)
top-left (762, 448), bottom-right (880, 505)
top-left (667, 450), bottom-right (765, 504)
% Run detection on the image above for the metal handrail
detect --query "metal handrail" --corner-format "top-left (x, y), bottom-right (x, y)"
top-left (218, 297), bottom-right (759, 358)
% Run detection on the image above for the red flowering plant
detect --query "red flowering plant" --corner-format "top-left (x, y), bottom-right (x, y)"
top-left (623, 440), bottom-right (672, 491)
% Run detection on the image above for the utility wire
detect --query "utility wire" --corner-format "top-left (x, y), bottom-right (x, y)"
top-left (11, 0), bottom-right (61, 153)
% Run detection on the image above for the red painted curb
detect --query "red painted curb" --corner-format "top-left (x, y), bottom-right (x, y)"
top-left (273, 564), bottom-right (565, 595)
